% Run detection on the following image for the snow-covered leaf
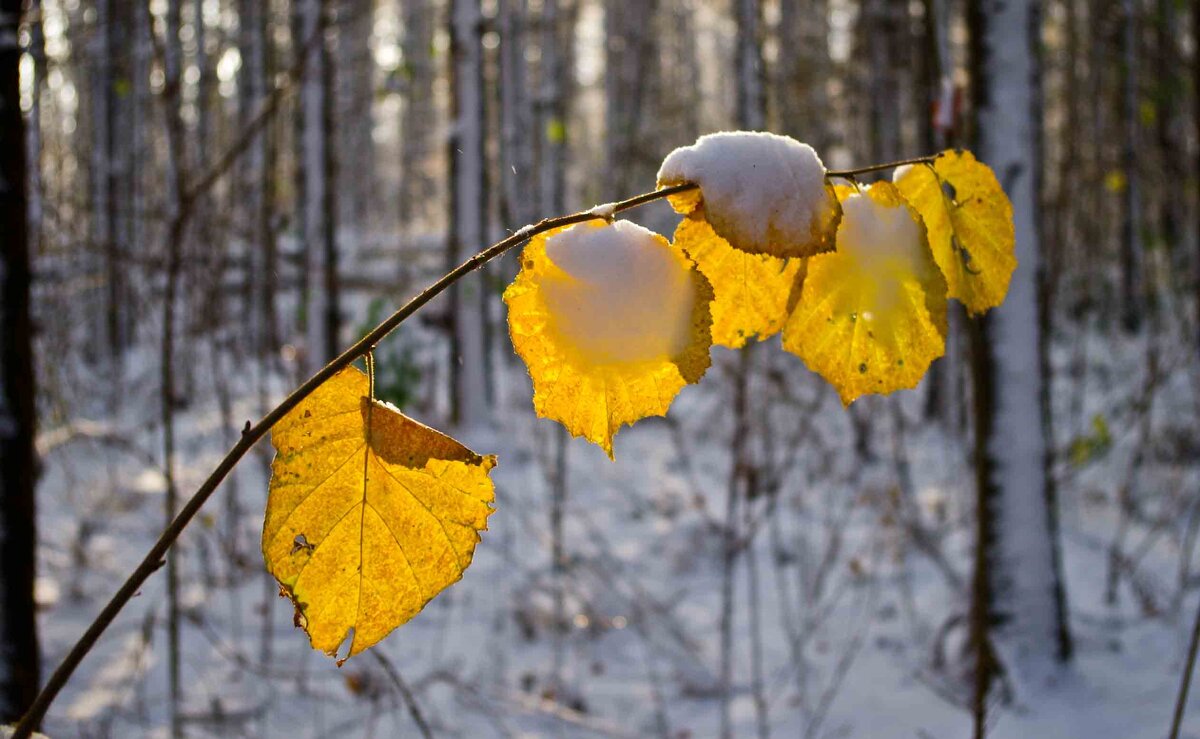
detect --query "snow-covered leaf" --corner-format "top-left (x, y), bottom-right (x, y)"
top-left (657, 131), bottom-right (840, 258)
top-left (504, 220), bottom-right (713, 457)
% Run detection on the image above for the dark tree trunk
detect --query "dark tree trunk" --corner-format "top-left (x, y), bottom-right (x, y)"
top-left (0, 0), bottom-right (42, 722)
top-left (1194, 0), bottom-right (1200, 352)
top-left (1118, 0), bottom-right (1141, 332)
top-left (321, 7), bottom-right (339, 364)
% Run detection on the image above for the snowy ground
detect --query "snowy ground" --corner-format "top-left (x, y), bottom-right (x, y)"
top-left (28, 240), bottom-right (1200, 738)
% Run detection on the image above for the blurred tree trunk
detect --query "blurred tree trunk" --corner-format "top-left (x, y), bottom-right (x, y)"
top-left (498, 0), bottom-right (533, 228)
top-left (1194, 0), bottom-right (1200, 350)
top-left (865, 0), bottom-right (902, 163)
top-left (1153, 0), bottom-right (1180, 280)
top-left (966, 0), bottom-right (1071, 732)
top-left (338, 0), bottom-right (375, 232)
top-left (536, 0), bottom-right (573, 696)
top-left (399, 0), bottom-right (436, 236)
top-left (241, 0), bottom-right (261, 348)
top-left (292, 0), bottom-right (309, 366)
top-left (0, 0), bottom-right (41, 723)
top-left (735, 0), bottom-right (766, 131)
top-left (300, 0), bottom-right (339, 369)
top-left (320, 2), bottom-right (339, 362)
top-left (912, 0), bottom-right (941, 155)
top-left (257, 0), bottom-right (279, 356)
top-left (109, 0), bottom-right (133, 360)
top-left (776, 0), bottom-right (830, 146)
top-left (89, 0), bottom-right (116, 361)
top-left (603, 0), bottom-right (657, 194)
top-left (1118, 0), bottom-right (1142, 331)
top-left (448, 0), bottom-right (489, 424)
top-left (158, 0), bottom-right (187, 732)
top-left (190, 0), bottom-right (218, 345)
top-left (497, 0), bottom-right (533, 367)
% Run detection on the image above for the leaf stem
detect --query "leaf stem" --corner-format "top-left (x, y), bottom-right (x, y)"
top-left (826, 155), bottom-right (938, 179)
top-left (10, 180), bottom-right (697, 738)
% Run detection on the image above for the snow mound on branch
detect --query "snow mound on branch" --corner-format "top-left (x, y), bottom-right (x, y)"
top-left (837, 191), bottom-right (926, 312)
top-left (541, 220), bottom-right (696, 364)
top-left (657, 131), bottom-right (828, 254)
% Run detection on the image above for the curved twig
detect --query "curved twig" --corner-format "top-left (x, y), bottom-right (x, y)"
top-left (10, 182), bottom-right (696, 737)
top-left (16, 144), bottom-right (946, 733)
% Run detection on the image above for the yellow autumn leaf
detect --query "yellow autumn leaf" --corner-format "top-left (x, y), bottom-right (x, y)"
top-left (504, 220), bottom-right (713, 457)
top-left (662, 184), bottom-right (842, 260)
top-left (783, 181), bottom-right (947, 404)
top-left (263, 366), bottom-right (496, 662)
top-left (893, 149), bottom-right (1016, 314)
top-left (673, 213), bottom-right (805, 349)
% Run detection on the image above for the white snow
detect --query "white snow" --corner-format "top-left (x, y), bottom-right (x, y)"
top-left (836, 191), bottom-right (927, 311)
top-left (27, 269), bottom-right (1200, 738)
top-left (656, 131), bottom-right (827, 254)
top-left (587, 202), bottom-right (617, 220)
top-left (540, 220), bottom-right (696, 364)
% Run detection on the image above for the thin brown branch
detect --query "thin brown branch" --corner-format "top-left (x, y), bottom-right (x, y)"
top-left (9, 181), bottom-right (695, 738)
top-left (826, 155), bottom-right (938, 179)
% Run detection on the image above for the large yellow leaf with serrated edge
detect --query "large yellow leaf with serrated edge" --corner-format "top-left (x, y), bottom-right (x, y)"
top-left (504, 221), bottom-right (713, 458)
top-left (263, 366), bottom-right (495, 662)
top-left (893, 149), bottom-right (1015, 314)
top-left (783, 181), bottom-right (947, 404)
top-left (673, 213), bottom-right (805, 349)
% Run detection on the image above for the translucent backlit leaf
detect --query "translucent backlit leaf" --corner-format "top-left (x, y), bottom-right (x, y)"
top-left (263, 366), bottom-right (496, 662)
top-left (673, 213), bottom-right (805, 349)
top-left (783, 181), bottom-right (948, 404)
top-left (504, 220), bottom-right (713, 457)
top-left (893, 150), bottom-right (1016, 314)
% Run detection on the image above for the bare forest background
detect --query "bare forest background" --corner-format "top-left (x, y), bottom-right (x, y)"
top-left (2, 0), bottom-right (1200, 736)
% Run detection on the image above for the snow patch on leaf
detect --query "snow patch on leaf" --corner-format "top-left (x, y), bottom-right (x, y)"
top-left (783, 182), bottom-right (947, 404)
top-left (834, 190), bottom-right (930, 315)
top-left (542, 220), bottom-right (698, 365)
top-left (657, 131), bottom-right (837, 257)
top-left (504, 221), bottom-right (713, 457)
